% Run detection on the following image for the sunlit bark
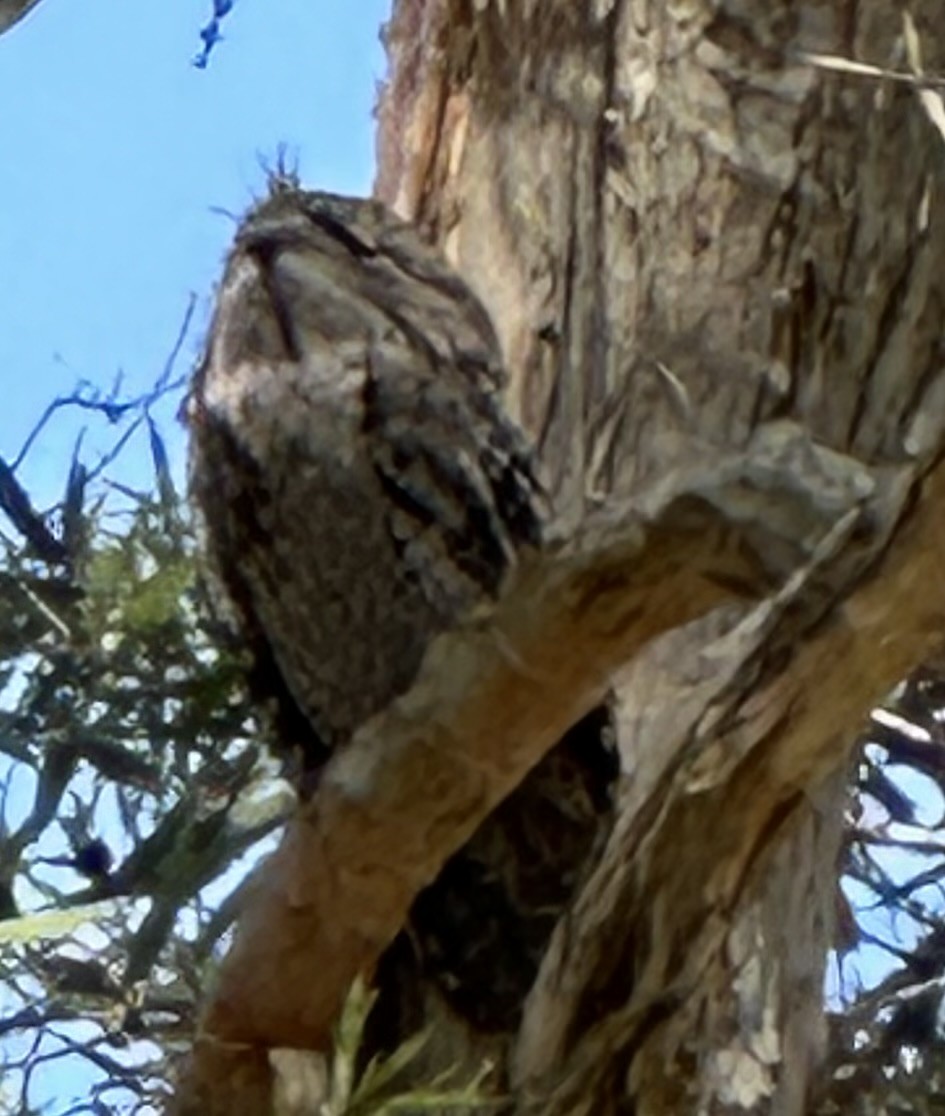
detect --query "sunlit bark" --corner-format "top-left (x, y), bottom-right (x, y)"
top-left (179, 2), bottom-right (945, 1113)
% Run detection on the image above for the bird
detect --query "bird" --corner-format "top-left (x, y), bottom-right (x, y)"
top-left (186, 179), bottom-right (543, 780)
top-left (187, 178), bottom-right (618, 1043)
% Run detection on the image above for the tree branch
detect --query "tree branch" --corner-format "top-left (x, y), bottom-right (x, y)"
top-left (172, 437), bottom-right (873, 1113)
top-left (0, 0), bottom-right (44, 37)
top-left (513, 452), bottom-right (945, 1107)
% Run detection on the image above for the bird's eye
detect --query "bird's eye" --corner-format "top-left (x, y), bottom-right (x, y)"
top-left (306, 211), bottom-right (378, 259)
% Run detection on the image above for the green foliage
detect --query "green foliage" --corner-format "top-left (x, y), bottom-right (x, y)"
top-left (326, 976), bottom-right (498, 1116)
top-left (82, 521), bottom-right (193, 637)
top-left (2, 379), bottom-right (945, 1116)
top-left (0, 390), bottom-right (284, 1114)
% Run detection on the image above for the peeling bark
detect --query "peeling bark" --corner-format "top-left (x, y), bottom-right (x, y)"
top-left (176, 441), bottom-right (861, 1112)
top-left (179, 1), bottom-right (945, 1113)
top-left (376, 2), bottom-right (945, 1113)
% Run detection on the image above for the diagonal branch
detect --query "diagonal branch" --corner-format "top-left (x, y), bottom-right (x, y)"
top-left (513, 452), bottom-right (945, 1108)
top-left (173, 436), bottom-right (874, 1113)
top-left (0, 0), bottom-right (44, 37)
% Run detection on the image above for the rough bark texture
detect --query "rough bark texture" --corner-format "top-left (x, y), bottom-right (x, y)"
top-left (178, 2), bottom-right (945, 1114)
top-left (177, 439), bottom-right (858, 1114)
top-left (373, 2), bottom-right (945, 1114)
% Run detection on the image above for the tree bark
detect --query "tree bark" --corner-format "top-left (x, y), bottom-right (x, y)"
top-left (178, 2), bottom-right (945, 1113)
top-left (177, 443), bottom-right (863, 1113)
top-left (374, 2), bottom-right (945, 1113)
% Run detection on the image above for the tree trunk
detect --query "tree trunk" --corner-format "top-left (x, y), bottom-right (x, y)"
top-left (372, 2), bottom-right (945, 1113)
top-left (175, 3), bottom-right (945, 1114)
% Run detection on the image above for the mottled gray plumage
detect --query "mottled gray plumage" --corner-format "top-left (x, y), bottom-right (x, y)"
top-left (188, 182), bottom-right (617, 1043)
top-left (187, 183), bottom-right (542, 771)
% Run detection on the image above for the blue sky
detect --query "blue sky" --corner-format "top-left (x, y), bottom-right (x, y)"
top-left (0, 3), bottom-right (932, 1103)
top-left (0, 0), bottom-right (389, 806)
top-left (0, 7), bottom-right (388, 1105)
top-left (0, 0), bottom-right (389, 505)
